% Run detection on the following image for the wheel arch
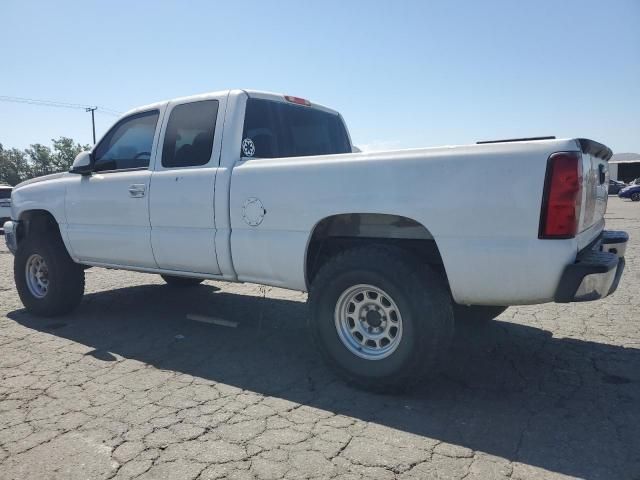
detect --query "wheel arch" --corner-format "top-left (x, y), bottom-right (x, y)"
top-left (16, 209), bottom-right (64, 247)
top-left (304, 213), bottom-right (446, 288)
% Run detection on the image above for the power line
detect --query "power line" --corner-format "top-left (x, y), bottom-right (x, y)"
top-left (0, 95), bottom-right (123, 116)
top-left (0, 95), bottom-right (124, 145)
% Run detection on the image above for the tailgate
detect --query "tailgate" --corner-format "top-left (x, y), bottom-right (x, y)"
top-left (577, 139), bottom-right (612, 247)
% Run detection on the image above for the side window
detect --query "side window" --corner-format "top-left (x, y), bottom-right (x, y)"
top-left (242, 98), bottom-right (351, 159)
top-left (242, 99), bottom-right (280, 158)
top-left (93, 111), bottom-right (159, 172)
top-left (162, 100), bottom-right (219, 168)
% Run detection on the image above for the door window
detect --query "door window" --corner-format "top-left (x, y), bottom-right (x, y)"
top-left (93, 111), bottom-right (159, 172)
top-left (162, 100), bottom-right (219, 168)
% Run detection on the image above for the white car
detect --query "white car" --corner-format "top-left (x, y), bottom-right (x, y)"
top-left (3, 90), bottom-right (628, 390)
top-left (0, 184), bottom-right (12, 232)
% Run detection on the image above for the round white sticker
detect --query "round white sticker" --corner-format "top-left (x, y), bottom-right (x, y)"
top-left (242, 138), bottom-right (255, 157)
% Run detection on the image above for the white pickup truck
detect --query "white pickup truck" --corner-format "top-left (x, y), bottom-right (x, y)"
top-left (3, 90), bottom-right (628, 390)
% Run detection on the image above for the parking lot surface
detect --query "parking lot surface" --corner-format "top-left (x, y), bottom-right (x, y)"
top-left (0, 197), bottom-right (638, 480)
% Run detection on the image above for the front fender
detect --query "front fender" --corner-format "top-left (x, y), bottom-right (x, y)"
top-left (11, 174), bottom-right (75, 258)
top-left (11, 175), bottom-right (69, 225)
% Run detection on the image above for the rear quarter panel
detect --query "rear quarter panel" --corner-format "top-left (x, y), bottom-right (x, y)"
top-left (229, 139), bottom-right (581, 305)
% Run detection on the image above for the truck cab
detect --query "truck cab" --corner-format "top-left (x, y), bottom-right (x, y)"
top-left (19, 91), bottom-right (350, 279)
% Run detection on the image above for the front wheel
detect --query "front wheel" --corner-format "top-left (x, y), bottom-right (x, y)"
top-left (631, 192), bottom-right (640, 202)
top-left (15, 236), bottom-right (85, 317)
top-left (308, 246), bottom-right (454, 392)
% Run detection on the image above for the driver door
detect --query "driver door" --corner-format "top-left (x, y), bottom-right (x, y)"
top-left (65, 109), bottom-right (162, 268)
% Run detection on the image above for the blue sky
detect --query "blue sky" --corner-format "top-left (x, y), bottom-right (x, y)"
top-left (1, 0), bottom-right (638, 153)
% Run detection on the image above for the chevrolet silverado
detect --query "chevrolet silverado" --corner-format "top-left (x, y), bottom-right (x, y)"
top-left (3, 90), bottom-right (628, 390)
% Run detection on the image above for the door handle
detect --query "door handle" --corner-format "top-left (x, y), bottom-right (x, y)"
top-left (128, 184), bottom-right (146, 198)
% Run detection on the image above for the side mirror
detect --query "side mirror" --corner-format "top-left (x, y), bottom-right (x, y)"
top-left (70, 151), bottom-right (93, 175)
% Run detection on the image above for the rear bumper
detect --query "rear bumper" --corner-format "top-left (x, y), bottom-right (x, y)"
top-left (555, 230), bottom-right (628, 302)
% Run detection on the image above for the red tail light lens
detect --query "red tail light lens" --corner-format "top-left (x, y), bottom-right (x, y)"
top-left (284, 95), bottom-right (311, 106)
top-left (539, 152), bottom-right (582, 239)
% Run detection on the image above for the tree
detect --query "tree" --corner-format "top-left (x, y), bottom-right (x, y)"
top-left (25, 144), bottom-right (54, 178)
top-left (52, 137), bottom-right (91, 172)
top-left (0, 137), bottom-right (90, 185)
top-left (0, 144), bottom-right (30, 186)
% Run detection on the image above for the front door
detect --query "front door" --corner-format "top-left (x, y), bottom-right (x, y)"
top-left (149, 96), bottom-right (225, 274)
top-left (65, 110), bottom-right (161, 268)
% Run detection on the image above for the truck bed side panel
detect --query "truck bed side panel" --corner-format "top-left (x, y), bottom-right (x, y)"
top-left (229, 139), bottom-right (582, 305)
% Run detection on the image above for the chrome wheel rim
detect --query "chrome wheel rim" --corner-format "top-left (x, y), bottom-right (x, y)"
top-left (26, 254), bottom-right (49, 298)
top-left (334, 284), bottom-right (403, 360)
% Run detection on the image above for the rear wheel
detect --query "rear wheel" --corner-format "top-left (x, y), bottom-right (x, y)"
top-left (308, 245), bottom-right (454, 392)
top-left (15, 236), bottom-right (85, 316)
top-left (631, 192), bottom-right (640, 202)
top-left (161, 275), bottom-right (204, 287)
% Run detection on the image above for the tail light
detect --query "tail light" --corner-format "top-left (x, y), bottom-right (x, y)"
top-left (284, 95), bottom-right (311, 107)
top-left (539, 152), bottom-right (582, 239)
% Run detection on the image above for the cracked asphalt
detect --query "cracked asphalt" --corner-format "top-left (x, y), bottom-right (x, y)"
top-left (0, 197), bottom-right (638, 480)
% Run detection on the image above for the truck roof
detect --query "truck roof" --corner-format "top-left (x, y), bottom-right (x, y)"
top-left (121, 89), bottom-right (340, 119)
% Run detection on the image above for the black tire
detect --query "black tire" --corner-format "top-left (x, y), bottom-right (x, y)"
top-left (308, 245), bottom-right (454, 392)
top-left (453, 304), bottom-right (507, 324)
top-left (631, 192), bottom-right (640, 202)
top-left (14, 235), bottom-right (85, 317)
top-left (160, 275), bottom-right (204, 287)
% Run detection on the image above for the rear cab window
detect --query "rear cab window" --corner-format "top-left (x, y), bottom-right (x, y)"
top-left (242, 98), bottom-right (351, 159)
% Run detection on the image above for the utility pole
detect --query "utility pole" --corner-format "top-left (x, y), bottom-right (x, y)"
top-left (85, 106), bottom-right (97, 144)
